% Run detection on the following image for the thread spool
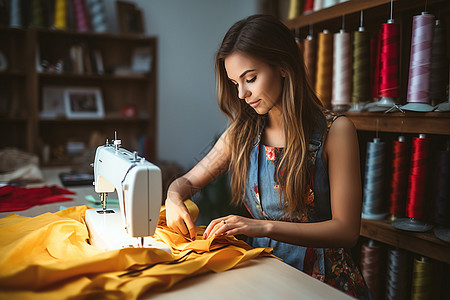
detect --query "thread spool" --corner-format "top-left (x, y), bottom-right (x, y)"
top-left (402, 12), bottom-right (435, 112)
top-left (86, 0), bottom-right (108, 32)
top-left (303, 0), bottom-right (314, 15)
top-left (73, 0), bottom-right (90, 32)
top-left (53, 0), bottom-right (67, 29)
top-left (429, 20), bottom-right (448, 106)
top-left (433, 141), bottom-right (450, 242)
top-left (322, 0), bottom-right (337, 9)
top-left (30, 0), bottom-right (44, 27)
top-left (9, 0), bottom-right (21, 27)
top-left (411, 256), bottom-right (435, 300)
top-left (288, 0), bottom-right (302, 20)
top-left (389, 136), bottom-right (409, 219)
top-left (362, 137), bottom-right (388, 220)
top-left (434, 60), bottom-right (450, 112)
top-left (303, 35), bottom-right (316, 87)
top-left (351, 26), bottom-right (371, 111)
top-left (385, 247), bottom-right (409, 300)
top-left (360, 240), bottom-right (384, 300)
top-left (332, 29), bottom-right (351, 111)
top-left (313, 0), bottom-right (323, 12)
top-left (364, 19), bottom-right (400, 112)
top-left (315, 29), bottom-right (333, 109)
top-left (392, 134), bottom-right (433, 232)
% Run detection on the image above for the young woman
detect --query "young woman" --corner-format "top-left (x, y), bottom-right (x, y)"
top-left (165, 14), bottom-right (370, 298)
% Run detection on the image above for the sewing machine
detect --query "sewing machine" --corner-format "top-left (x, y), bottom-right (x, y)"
top-left (85, 136), bottom-right (170, 252)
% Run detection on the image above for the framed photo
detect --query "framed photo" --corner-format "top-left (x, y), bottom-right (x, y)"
top-left (64, 87), bottom-right (104, 119)
top-left (116, 1), bottom-right (145, 34)
top-left (41, 86), bottom-right (66, 119)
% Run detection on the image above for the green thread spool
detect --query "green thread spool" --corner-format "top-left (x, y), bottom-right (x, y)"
top-left (352, 27), bottom-right (371, 105)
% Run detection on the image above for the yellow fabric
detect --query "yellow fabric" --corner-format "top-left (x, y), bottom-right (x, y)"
top-left (0, 201), bottom-right (273, 299)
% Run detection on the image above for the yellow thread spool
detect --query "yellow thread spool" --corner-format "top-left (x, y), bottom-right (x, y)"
top-left (54, 0), bottom-right (67, 29)
top-left (315, 30), bottom-right (333, 108)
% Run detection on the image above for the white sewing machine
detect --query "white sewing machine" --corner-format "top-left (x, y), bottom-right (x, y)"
top-left (85, 136), bottom-right (170, 252)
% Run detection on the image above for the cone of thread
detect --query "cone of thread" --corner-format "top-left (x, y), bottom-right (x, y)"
top-left (303, 37), bottom-right (316, 87)
top-left (332, 30), bottom-right (351, 109)
top-left (406, 13), bottom-right (435, 104)
top-left (429, 20), bottom-right (448, 105)
top-left (53, 0), bottom-right (67, 29)
top-left (352, 29), bottom-right (371, 104)
top-left (315, 31), bottom-right (333, 108)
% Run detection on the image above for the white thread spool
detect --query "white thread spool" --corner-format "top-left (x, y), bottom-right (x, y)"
top-left (332, 29), bottom-right (351, 111)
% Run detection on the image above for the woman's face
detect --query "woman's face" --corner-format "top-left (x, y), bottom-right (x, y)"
top-left (224, 52), bottom-right (284, 115)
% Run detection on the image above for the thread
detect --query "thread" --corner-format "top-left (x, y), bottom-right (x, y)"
top-left (288, 0), bottom-right (301, 19)
top-left (429, 20), bottom-right (449, 105)
top-left (86, 0), bottom-right (108, 32)
top-left (332, 29), bottom-right (351, 111)
top-left (434, 142), bottom-right (450, 227)
top-left (322, 0), bottom-right (337, 9)
top-left (360, 240), bottom-right (384, 300)
top-left (30, 0), bottom-right (44, 27)
top-left (313, 0), bottom-right (323, 12)
top-left (389, 136), bottom-right (409, 218)
top-left (303, 36), bottom-right (316, 86)
top-left (9, 0), bottom-right (21, 27)
top-left (362, 137), bottom-right (387, 219)
top-left (53, 0), bottom-right (67, 29)
top-left (352, 27), bottom-right (371, 104)
top-left (372, 34), bottom-right (380, 99)
top-left (411, 256), bottom-right (435, 300)
top-left (406, 13), bottom-right (435, 104)
top-left (385, 247), bottom-right (409, 300)
top-left (315, 30), bottom-right (333, 108)
top-left (303, 0), bottom-right (314, 14)
top-left (406, 135), bottom-right (431, 220)
top-left (73, 0), bottom-right (90, 32)
top-left (379, 21), bottom-right (400, 98)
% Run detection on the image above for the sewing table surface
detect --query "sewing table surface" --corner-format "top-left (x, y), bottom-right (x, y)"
top-left (0, 167), bottom-right (352, 300)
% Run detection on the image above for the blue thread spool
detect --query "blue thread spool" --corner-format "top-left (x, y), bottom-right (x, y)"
top-left (362, 137), bottom-right (388, 219)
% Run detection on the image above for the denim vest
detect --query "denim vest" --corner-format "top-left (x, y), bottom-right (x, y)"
top-left (244, 115), bottom-right (336, 272)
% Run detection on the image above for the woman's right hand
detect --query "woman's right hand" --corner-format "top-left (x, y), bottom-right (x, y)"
top-left (165, 193), bottom-right (196, 240)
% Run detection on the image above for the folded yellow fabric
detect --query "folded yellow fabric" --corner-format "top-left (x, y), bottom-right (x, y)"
top-left (0, 201), bottom-right (273, 299)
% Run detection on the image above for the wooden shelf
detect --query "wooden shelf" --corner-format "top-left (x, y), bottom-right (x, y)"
top-left (283, 0), bottom-right (446, 29)
top-left (38, 72), bottom-right (151, 81)
top-left (39, 116), bottom-right (150, 123)
top-left (346, 112), bottom-right (450, 135)
top-left (360, 219), bottom-right (450, 264)
top-left (284, 0), bottom-right (391, 29)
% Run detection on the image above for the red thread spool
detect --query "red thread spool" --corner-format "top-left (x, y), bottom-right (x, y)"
top-left (406, 135), bottom-right (431, 219)
top-left (379, 21), bottom-right (399, 98)
top-left (389, 136), bottom-right (409, 217)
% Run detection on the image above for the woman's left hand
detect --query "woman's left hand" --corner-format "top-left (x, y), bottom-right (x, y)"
top-left (203, 215), bottom-right (269, 239)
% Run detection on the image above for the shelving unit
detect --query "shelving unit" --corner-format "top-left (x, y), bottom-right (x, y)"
top-left (0, 27), bottom-right (158, 165)
top-left (283, 0), bottom-right (450, 268)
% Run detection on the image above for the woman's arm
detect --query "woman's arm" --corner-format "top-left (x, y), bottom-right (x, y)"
top-left (204, 117), bottom-right (362, 248)
top-left (165, 129), bottom-right (231, 239)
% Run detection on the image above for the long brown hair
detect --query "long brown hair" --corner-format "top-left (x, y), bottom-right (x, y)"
top-left (216, 15), bottom-right (325, 217)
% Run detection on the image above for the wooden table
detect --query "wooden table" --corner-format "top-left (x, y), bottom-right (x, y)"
top-left (0, 167), bottom-right (353, 300)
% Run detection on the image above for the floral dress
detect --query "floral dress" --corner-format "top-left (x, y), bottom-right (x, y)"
top-left (244, 111), bottom-right (371, 299)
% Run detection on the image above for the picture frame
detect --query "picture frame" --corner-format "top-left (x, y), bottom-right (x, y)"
top-left (41, 86), bottom-right (66, 119)
top-left (64, 87), bottom-right (104, 119)
top-left (116, 1), bottom-right (145, 34)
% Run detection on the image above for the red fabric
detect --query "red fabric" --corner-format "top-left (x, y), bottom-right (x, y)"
top-left (0, 185), bottom-right (75, 212)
